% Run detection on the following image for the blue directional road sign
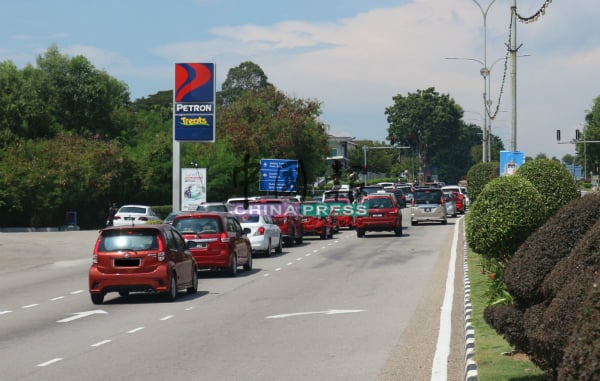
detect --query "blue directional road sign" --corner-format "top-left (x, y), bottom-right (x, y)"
top-left (260, 159), bottom-right (298, 192)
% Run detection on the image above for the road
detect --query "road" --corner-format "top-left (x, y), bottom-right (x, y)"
top-left (0, 211), bottom-right (467, 381)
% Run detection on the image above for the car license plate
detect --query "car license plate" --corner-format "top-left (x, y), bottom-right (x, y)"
top-left (200, 242), bottom-right (207, 248)
top-left (373, 213), bottom-right (383, 217)
top-left (425, 208), bottom-right (431, 212)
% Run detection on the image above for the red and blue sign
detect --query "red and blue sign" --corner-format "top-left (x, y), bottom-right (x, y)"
top-left (174, 63), bottom-right (215, 142)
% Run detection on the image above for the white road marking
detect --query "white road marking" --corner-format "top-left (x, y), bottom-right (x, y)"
top-left (70, 290), bottom-right (84, 295)
top-left (305, 253), bottom-right (312, 257)
top-left (0, 310), bottom-right (13, 315)
top-left (91, 339), bottom-right (111, 347)
top-left (56, 310), bottom-right (108, 323)
top-left (50, 296), bottom-right (65, 301)
top-left (263, 273), bottom-right (270, 277)
top-left (185, 307), bottom-right (194, 311)
top-left (296, 257), bottom-right (302, 261)
top-left (127, 327), bottom-right (145, 334)
top-left (430, 217), bottom-right (461, 381)
top-left (160, 315), bottom-right (174, 321)
top-left (275, 267), bottom-right (282, 271)
top-left (37, 358), bottom-right (63, 367)
top-left (286, 262), bottom-right (293, 266)
top-left (266, 309), bottom-right (367, 319)
top-left (22, 304), bottom-right (39, 309)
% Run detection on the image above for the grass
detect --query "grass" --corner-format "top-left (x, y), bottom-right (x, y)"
top-left (466, 249), bottom-right (547, 381)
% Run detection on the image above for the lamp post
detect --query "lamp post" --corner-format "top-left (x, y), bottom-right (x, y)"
top-left (446, 55), bottom-right (499, 162)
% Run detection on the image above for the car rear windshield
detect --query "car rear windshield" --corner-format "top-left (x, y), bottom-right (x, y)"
top-left (99, 229), bottom-right (159, 251)
top-left (364, 197), bottom-right (393, 208)
top-left (119, 206), bottom-right (147, 214)
top-left (197, 204), bottom-right (228, 212)
top-left (238, 215), bottom-right (260, 223)
top-left (414, 190), bottom-right (443, 204)
top-left (173, 217), bottom-right (222, 234)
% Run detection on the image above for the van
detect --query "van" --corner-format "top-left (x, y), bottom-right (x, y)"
top-left (410, 188), bottom-right (447, 225)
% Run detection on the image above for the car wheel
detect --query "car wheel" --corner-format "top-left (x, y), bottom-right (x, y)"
top-left (356, 229), bottom-right (365, 238)
top-left (229, 254), bottom-right (238, 277)
top-left (243, 250), bottom-right (253, 271)
top-left (165, 273), bottom-right (178, 301)
top-left (411, 220), bottom-right (418, 226)
top-left (91, 293), bottom-right (104, 305)
top-left (442, 218), bottom-right (448, 225)
top-left (286, 230), bottom-right (295, 247)
top-left (394, 226), bottom-right (402, 236)
top-left (328, 227), bottom-right (334, 239)
top-left (320, 229), bottom-right (327, 240)
top-left (295, 230), bottom-right (303, 244)
top-left (265, 239), bottom-right (272, 257)
top-left (118, 291), bottom-right (129, 297)
top-left (275, 236), bottom-right (283, 254)
top-left (187, 268), bottom-right (198, 294)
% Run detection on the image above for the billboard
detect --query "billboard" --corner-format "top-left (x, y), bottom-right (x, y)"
top-left (181, 167), bottom-right (207, 211)
top-left (500, 151), bottom-right (525, 176)
top-left (174, 63), bottom-right (215, 142)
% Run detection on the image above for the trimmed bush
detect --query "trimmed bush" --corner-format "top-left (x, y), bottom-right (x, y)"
top-left (485, 194), bottom-right (600, 379)
top-left (466, 161), bottom-right (499, 204)
top-left (516, 158), bottom-right (579, 218)
top-left (559, 276), bottom-right (600, 380)
top-left (504, 192), bottom-right (600, 306)
top-left (465, 175), bottom-right (545, 261)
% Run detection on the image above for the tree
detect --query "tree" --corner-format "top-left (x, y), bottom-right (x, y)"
top-left (217, 61), bottom-right (273, 106)
top-left (385, 87), bottom-right (473, 184)
top-left (576, 95), bottom-right (600, 172)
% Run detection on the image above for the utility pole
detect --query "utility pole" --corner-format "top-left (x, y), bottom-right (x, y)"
top-left (510, 0), bottom-right (518, 152)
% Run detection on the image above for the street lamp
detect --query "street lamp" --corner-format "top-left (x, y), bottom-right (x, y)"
top-left (445, 56), bottom-right (490, 162)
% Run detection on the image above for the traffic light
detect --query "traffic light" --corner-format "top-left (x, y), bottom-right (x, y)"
top-left (390, 135), bottom-right (395, 146)
top-left (332, 160), bottom-right (342, 175)
top-left (576, 129), bottom-right (581, 140)
top-left (556, 129), bottom-right (561, 141)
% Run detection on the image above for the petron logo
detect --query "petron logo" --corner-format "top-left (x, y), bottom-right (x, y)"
top-left (175, 63), bottom-right (214, 103)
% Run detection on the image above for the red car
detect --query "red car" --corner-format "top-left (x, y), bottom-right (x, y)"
top-left (172, 212), bottom-right (252, 277)
top-left (355, 193), bottom-right (403, 238)
top-left (89, 224), bottom-right (198, 304)
top-left (248, 198), bottom-right (303, 246)
top-left (324, 197), bottom-right (355, 229)
top-left (451, 191), bottom-right (465, 214)
top-left (301, 201), bottom-right (334, 239)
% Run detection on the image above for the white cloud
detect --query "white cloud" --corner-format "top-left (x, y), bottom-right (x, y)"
top-left (149, 0), bottom-right (600, 158)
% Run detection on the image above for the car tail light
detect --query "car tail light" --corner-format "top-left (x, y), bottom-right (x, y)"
top-left (92, 237), bottom-right (102, 263)
top-left (113, 216), bottom-right (121, 221)
top-left (257, 226), bottom-right (265, 235)
top-left (157, 236), bottom-right (166, 261)
top-left (219, 232), bottom-right (230, 243)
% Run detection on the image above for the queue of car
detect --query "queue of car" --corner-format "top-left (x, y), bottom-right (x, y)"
top-left (89, 183), bottom-right (468, 304)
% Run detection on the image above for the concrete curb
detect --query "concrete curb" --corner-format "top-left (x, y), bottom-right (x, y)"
top-left (463, 231), bottom-right (478, 381)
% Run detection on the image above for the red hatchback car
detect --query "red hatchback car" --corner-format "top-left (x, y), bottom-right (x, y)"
top-left (355, 193), bottom-right (403, 238)
top-left (301, 201), bottom-right (334, 240)
top-left (248, 198), bottom-right (303, 246)
top-left (172, 212), bottom-right (252, 277)
top-left (89, 224), bottom-right (198, 304)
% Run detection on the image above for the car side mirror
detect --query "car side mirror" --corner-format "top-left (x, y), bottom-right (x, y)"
top-left (243, 227), bottom-right (251, 235)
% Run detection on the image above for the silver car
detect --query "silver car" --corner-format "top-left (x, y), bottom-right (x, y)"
top-left (410, 188), bottom-right (447, 225)
top-left (236, 214), bottom-right (283, 257)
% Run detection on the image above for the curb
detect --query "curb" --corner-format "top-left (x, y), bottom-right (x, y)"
top-left (463, 231), bottom-right (478, 381)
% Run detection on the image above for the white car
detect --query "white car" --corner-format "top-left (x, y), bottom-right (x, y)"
top-left (112, 205), bottom-right (160, 226)
top-left (236, 214), bottom-right (282, 257)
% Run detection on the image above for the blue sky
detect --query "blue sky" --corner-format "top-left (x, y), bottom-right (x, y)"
top-left (2, 0), bottom-right (599, 160)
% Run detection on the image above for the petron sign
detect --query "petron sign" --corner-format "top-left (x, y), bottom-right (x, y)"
top-left (174, 63), bottom-right (215, 142)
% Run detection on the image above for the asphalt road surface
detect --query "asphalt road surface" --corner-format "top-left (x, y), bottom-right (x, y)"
top-left (0, 211), bottom-right (467, 381)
